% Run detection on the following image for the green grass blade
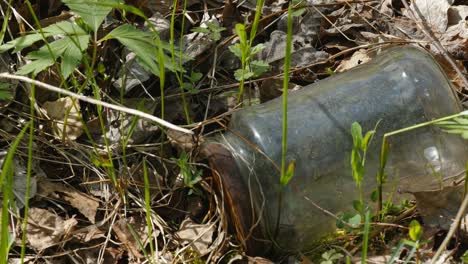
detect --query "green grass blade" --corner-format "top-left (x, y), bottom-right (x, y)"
top-left (143, 159), bottom-right (155, 263)
top-left (20, 80), bottom-right (36, 264)
top-left (0, 122), bottom-right (30, 263)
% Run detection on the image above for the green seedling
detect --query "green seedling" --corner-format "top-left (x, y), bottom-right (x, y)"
top-left (228, 0), bottom-right (269, 103)
top-left (320, 249), bottom-right (344, 264)
top-left (388, 220), bottom-right (423, 264)
top-left (350, 121), bottom-right (376, 214)
top-left (462, 250), bottom-right (468, 263)
top-left (229, 24), bottom-right (269, 83)
top-left (175, 152), bottom-right (202, 196)
top-left (191, 22), bottom-right (226, 41)
top-left (183, 71), bottom-right (203, 94)
top-left (170, 0), bottom-right (191, 124)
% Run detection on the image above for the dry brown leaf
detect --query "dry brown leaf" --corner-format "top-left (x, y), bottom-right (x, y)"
top-left (439, 5), bottom-right (468, 59)
top-left (335, 49), bottom-right (373, 73)
top-left (113, 216), bottom-right (150, 260)
top-left (27, 207), bottom-right (77, 250)
top-left (407, 0), bottom-right (452, 33)
top-left (353, 255), bottom-right (391, 264)
top-left (175, 218), bottom-right (214, 256)
top-left (247, 256), bottom-right (275, 264)
top-left (167, 128), bottom-right (199, 152)
top-left (73, 224), bottom-right (106, 242)
top-left (73, 247), bottom-right (121, 264)
top-left (379, 0), bottom-right (394, 16)
top-left (43, 96), bottom-right (83, 141)
top-left (38, 179), bottom-right (99, 223)
top-left (447, 5), bottom-right (468, 26)
top-left (7, 257), bottom-right (34, 264)
top-left (440, 21), bottom-right (468, 59)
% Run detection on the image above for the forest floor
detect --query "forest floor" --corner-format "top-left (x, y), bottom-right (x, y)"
top-left (0, 0), bottom-right (467, 263)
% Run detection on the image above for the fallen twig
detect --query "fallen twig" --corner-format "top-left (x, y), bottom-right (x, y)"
top-left (0, 72), bottom-right (194, 135)
top-left (430, 190), bottom-right (468, 264)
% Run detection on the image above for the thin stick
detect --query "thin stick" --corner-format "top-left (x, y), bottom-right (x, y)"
top-left (400, 0), bottom-right (468, 91)
top-left (431, 189), bottom-right (468, 264)
top-left (0, 72), bottom-right (193, 135)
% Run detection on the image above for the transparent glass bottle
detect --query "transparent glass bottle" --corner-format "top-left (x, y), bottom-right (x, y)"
top-left (203, 46), bottom-right (467, 254)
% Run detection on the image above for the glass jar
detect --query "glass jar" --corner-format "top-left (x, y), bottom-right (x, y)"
top-left (202, 46), bottom-right (467, 254)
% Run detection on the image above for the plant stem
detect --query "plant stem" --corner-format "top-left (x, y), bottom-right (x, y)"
top-left (275, 1), bottom-right (293, 241)
top-left (237, 0), bottom-right (264, 103)
top-left (178, 0), bottom-right (191, 124)
top-left (170, 0), bottom-right (191, 124)
top-left (361, 210), bottom-right (371, 263)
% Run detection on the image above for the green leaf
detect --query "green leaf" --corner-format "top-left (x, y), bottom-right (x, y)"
top-left (60, 37), bottom-right (88, 77)
top-left (437, 116), bottom-right (468, 140)
top-left (234, 69), bottom-right (254, 81)
top-left (211, 31), bottom-right (222, 41)
top-left (191, 27), bottom-right (210, 34)
top-left (361, 130), bottom-right (375, 151)
top-left (0, 21), bottom-right (86, 53)
top-left (336, 213), bottom-right (350, 229)
top-left (17, 33), bottom-right (89, 78)
top-left (0, 34), bottom-right (44, 53)
top-left (280, 160), bottom-right (296, 188)
top-left (291, 7), bottom-right (306, 17)
top-left (291, 0), bottom-right (306, 16)
top-left (250, 43), bottom-right (266, 56)
top-left (228, 44), bottom-right (242, 59)
top-left (461, 250), bottom-right (468, 263)
top-left (352, 200), bottom-right (363, 213)
top-left (234, 23), bottom-right (247, 44)
top-left (183, 82), bottom-right (199, 94)
top-left (207, 22), bottom-right (226, 32)
top-left (41, 20), bottom-right (89, 35)
top-left (250, 60), bottom-right (269, 77)
top-left (0, 21), bottom-right (89, 78)
top-left (370, 189), bottom-right (378, 202)
top-left (347, 213), bottom-right (361, 228)
top-left (61, 0), bottom-right (120, 32)
top-left (321, 249), bottom-right (343, 262)
top-left (351, 122), bottom-right (363, 148)
top-left (351, 148), bottom-right (363, 184)
top-left (105, 24), bottom-right (172, 76)
top-left (409, 220), bottom-right (422, 241)
top-left (325, 67), bottom-right (335, 76)
top-left (0, 82), bottom-right (13, 101)
top-left (16, 55), bottom-right (55, 75)
top-left (189, 71), bottom-right (202, 82)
